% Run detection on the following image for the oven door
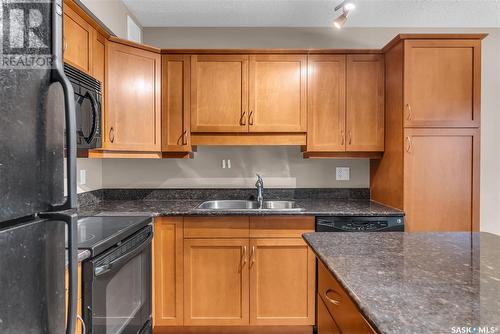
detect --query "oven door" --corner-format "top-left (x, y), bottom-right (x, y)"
top-left (84, 226), bottom-right (152, 334)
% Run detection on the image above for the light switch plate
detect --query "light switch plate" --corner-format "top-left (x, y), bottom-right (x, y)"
top-left (336, 167), bottom-right (350, 181)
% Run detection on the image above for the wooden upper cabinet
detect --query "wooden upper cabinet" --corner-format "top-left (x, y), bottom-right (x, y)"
top-left (184, 238), bottom-right (250, 326)
top-left (105, 41), bottom-right (161, 151)
top-left (249, 238), bottom-right (315, 326)
top-left (403, 128), bottom-right (479, 232)
top-left (191, 55), bottom-right (249, 133)
top-left (92, 33), bottom-right (105, 83)
top-left (249, 55), bottom-right (307, 132)
top-left (404, 40), bottom-right (481, 127)
top-left (346, 54), bottom-right (385, 151)
top-left (307, 55), bottom-right (346, 151)
top-left (162, 55), bottom-right (191, 152)
top-left (63, 5), bottom-right (93, 73)
top-left (153, 218), bottom-right (183, 327)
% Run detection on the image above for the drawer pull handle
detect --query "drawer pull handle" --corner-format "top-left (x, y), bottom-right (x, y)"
top-left (406, 104), bottom-right (412, 121)
top-left (324, 288), bottom-right (341, 305)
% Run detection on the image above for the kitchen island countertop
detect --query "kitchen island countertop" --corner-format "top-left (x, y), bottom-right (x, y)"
top-left (303, 232), bottom-right (500, 334)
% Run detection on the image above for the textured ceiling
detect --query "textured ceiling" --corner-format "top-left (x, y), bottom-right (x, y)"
top-left (121, 0), bottom-right (500, 28)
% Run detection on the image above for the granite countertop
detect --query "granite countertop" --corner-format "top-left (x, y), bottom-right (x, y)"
top-left (76, 199), bottom-right (402, 217)
top-left (303, 232), bottom-right (500, 334)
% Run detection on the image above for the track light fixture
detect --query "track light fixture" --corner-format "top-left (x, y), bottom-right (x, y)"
top-left (333, 0), bottom-right (355, 29)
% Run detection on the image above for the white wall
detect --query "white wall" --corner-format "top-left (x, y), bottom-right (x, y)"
top-left (79, 0), bottom-right (141, 39)
top-left (102, 147), bottom-right (369, 188)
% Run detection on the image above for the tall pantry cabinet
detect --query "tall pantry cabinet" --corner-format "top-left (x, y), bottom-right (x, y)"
top-left (371, 34), bottom-right (485, 232)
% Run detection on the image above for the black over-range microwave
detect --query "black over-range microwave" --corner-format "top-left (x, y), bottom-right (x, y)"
top-left (64, 63), bottom-right (102, 152)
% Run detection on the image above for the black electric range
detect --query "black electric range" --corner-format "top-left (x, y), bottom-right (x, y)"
top-left (76, 215), bottom-right (152, 256)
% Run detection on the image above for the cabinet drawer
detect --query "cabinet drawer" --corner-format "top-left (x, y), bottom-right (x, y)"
top-left (318, 261), bottom-right (375, 334)
top-left (249, 216), bottom-right (314, 238)
top-left (184, 216), bottom-right (249, 238)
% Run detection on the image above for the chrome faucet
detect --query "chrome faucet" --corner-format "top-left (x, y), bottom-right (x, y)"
top-left (255, 174), bottom-right (264, 208)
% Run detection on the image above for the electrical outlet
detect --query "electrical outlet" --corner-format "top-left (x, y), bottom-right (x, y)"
top-left (227, 159), bottom-right (231, 168)
top-left (336, 167), bottom-right (350, 181)
top-left (79, 169), bottom-right (87, 185)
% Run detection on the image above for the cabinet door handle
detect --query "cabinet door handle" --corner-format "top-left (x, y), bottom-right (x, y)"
top-left (249, 110), bottom-right (254, 125)
top-left (182, 130), bottom-right (188, 145)
top-left (242, 246), bottom-right (247, 267)
top-left (109, 127), bottom-right (115, 143)
top-left (348, 130), bottom-right (352, 145)
top-left (250, 245), bottom-right (256, 266)
top-left (240, 111), bottom-right (246, 126)
top-left (405, 136), bottom-right (412, 153)
top-left (341, 130), bottom-right (345, 146)
top-left (324, 289), bottom-right (341, 305)
top-left (406, 104), bottom-right (412, 121)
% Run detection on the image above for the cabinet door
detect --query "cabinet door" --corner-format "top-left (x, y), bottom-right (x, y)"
top-left (106, 41), bottom-right (161, 151)
top-left (346, 54), bottom-right (385, 152)
top-left (403, 128), bottom-right (480, 232)
top-left (153, 218), bottom-right (183, 327)
top-left (249, 55), bottom-right (307, 132)
top-left (191, 55), bottom-right (249, 133)
top-left (63, 5), bottom-right (93, 73)
top-left (162, 55), bottom-right (191, 152)
top-left (184, 239), bottom-right (249, 326)
top-left (249, 238), bottom-right (315, 326)
top-left (404, 40), bottom-right (481, 127)
top-left (307, 55), bottom-right (346, 152)
top-left (317, 296), bottom-right (341, 334)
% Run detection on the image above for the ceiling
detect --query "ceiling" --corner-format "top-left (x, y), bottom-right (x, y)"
top-left (121, 0), bottom-right (500, 28)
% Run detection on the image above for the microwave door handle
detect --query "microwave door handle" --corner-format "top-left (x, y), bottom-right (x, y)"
top-left (95, 231), bottom-right (153, 277)
top-left (84, 92), bottom-right (99, 144)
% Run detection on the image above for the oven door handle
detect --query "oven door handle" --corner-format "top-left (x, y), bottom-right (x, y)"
top-left (95, 231), bottom-right (153, 277)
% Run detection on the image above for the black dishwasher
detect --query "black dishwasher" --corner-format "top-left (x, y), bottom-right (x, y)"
top-left (316, 216), bottom-right (405, 232)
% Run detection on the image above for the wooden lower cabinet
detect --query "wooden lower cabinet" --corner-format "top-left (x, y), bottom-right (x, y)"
top-left (184, 238), bottom-right (250, 326)
top-left (317, 296), bottom-right (341, 334)
top-left (249, 238), bottom-right (315, 326)
top-left (153, 216), bottom-right (315, 331)
top-left (154, 218), bottom-right (184, 326)
top-left (317, 261), bottom-right (375, 334)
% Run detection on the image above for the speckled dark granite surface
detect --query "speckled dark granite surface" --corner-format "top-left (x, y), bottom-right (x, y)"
top-left (75, 188), bottom-right (402, 217)
top-left (76, 199), bottom-right (402, 217)
top-left (303, 232), bottom-right (500, 334)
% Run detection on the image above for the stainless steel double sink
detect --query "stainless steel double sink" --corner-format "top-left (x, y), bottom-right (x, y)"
top-left (195, 200), bottom-right (305, 212)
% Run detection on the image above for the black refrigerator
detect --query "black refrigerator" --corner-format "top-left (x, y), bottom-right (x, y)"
top-left (0, 0), bottom-right (78, 333)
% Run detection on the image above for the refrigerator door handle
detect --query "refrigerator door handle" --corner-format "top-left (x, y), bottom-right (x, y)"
top-left (40, 212), bottom-right (78, 334)
top-left (50, 0), bottom-right (77, 211)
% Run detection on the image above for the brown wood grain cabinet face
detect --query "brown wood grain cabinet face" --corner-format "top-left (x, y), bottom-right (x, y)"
top-left (249, 55), bottom-right (307, 132)
top-left (404, 40), bottom-right (481, 127)
top-left (317, 261), bottom-right (375, 334)
top-left (191, 55), bottom-right (249, 133)
top-left (317, 297), bottom-right (341, 334)
top-left (307, 55), bottom-right (346, 152)
top-left (184, 238), bottom-right (250, 326)
top-left (249, 238), bottom-right (315, 326)
top-left (346, 54), bottom-right (385, 151)
top-left (63, 5), bottom-right (93, 73)
top-left (105, 41), bottom-right (161, 151)
top-left (162, 55), bottom-right (192, 152)
top-left (153, 218), bottom-right (184, 327)
top-left (403, 128), bottom-right (480, 232)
